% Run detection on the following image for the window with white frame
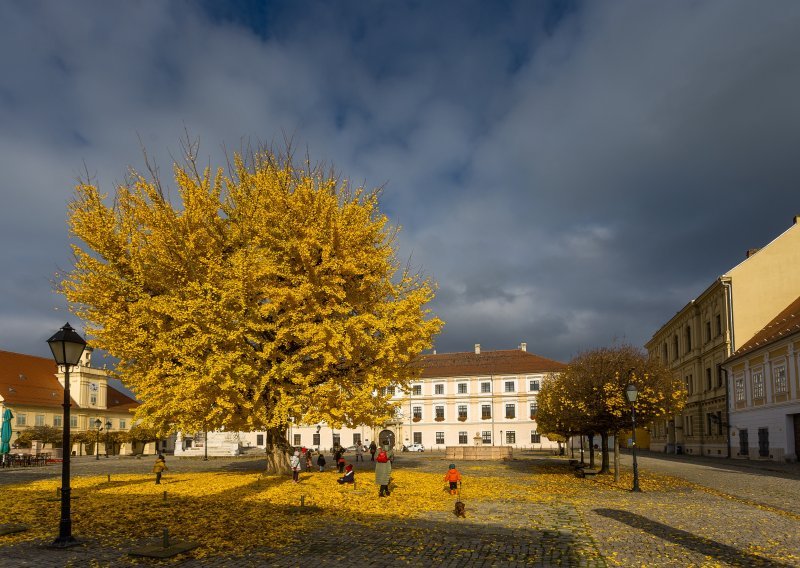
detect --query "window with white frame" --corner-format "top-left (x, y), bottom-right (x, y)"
top-left (435, 432), bottom-right (445, 444)
top-left (734, 375), bottom-right (745, 402)
top-left (119, 419), bottom-right (126, 430)
top-left (458, 431), bottom-right (468, 444)
top-left (333, 433), bottom-right (340, 446)
top-left (457, 383), bottom-right (467, 394)
top-left (413, 432), bottom-right (422, 444)
top-left (505, 431), bottom-right (516, 444)
top-left (293, 434), bottom-right (301, 446)
top-left (313, 433), bottom-right (320, 446)
top-left (388, 386), bottom-right (396, 396)
top-left (458, 405), bottom-right (467, 420)
top-left (529, 379), bottom-right (540, 392)
top-left (504, 381), bottom-right (515, 393)
top-left (35, 414), bottom-right (45, 426)
top-left (412, 384), bottom-right (422, 396)
top-left (481, 431), bottom-right (492, 444)
top-left (413, 406), bottom-right (422, 420)
top-left (53, 415), bottom-right (62, 427)
top-left (435, 406), bottom-right (444, 420)
top-left (505, 404), bottom-right (515, 419)
top-left (481, 382), bottom-right (491, 393)
top-left (70, 415), bottom-right (78, 427)
top-left (435, 384), bottom-right (445, 395)
top-left (16, 414), bottom-right (26, 426)
top-left (752, 369), bottom-right (764, 399)
top-left (481, 404), bottom-right (491, 419)
top-left (531, 430), bottom-right (541, 443)
top-left (773, 364), bottom-right (787, 394)
top-left (530, 400), bottom-right (538, 417)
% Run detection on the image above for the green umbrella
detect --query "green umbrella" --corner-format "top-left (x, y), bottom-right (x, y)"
top-left (1, 408), bottom-right (13, 455)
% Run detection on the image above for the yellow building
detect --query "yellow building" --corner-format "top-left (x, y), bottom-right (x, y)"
top-left (646, 216), bottom-right (800, 458)
top-left (0, 348), bottom-right (137, 456)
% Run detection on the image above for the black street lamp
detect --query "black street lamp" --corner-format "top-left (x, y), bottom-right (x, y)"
top-left (94, 419), bottom-right (102, 460)
top-left (47, 322), bottom-right (87, 548)
top-left (203, 422), bottom-right (208, 461)
top-left (625, 383), bottom-right (642, 493)
top-left (105, 420), bottom-right (112, 457)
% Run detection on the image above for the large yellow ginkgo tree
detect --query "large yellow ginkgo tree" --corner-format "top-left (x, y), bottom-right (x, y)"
top-left (61, 144), bottom-right (442, 472)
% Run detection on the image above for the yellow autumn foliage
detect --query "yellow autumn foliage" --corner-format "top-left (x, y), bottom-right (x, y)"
top-left (60, 146), bottom-right (443, 435)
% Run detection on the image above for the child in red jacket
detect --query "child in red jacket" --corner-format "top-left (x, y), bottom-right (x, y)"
top-left (444, 463), bottom-right (462, 495)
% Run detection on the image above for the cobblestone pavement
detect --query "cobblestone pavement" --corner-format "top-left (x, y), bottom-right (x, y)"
top-left (1, 451), bottom-right (799, 566)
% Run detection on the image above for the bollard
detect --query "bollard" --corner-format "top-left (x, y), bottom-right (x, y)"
top-left (57, 487), bottom-right (61, 499)
top-left (353, 480), bottom-right (356, 490)
top-left (163, 490), bottom-right (167, 502)
top-left (300, 495), bottom-right (305, 507)
top-left (108, 474), bottom-right (111, 482)
top-left (163, 528), bottom-right (170, 548)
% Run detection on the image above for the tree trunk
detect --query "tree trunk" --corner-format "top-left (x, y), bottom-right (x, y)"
top-left (570, 436), bottom-right (574, 458)
top-left (264, 426), bottom-right (292, 475)
top-left (599, 432), bottom-right (611, 474)
top-left (588, 433), bottom-right (595, 469)
top-left (613, 431), bottom-right (620, 483)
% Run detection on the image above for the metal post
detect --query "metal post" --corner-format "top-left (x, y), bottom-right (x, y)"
top-left (631, 403), bottom-right (641, 492)
top-left (55, 361), bottom-right (75, 546)
top-left (95, 426), bottom-right (101, 460)
top-left (203, 425), bottom-right (208, 461)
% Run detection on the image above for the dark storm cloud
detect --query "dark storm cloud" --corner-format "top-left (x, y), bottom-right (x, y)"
top-left (0, 1), bottom-right (798, 363)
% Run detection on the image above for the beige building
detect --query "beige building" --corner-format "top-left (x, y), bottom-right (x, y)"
top-left (723, 295), bottom-right (800, 461)
top-left (285, 344), bottom-right (566, 452)
top-left (0, 348), bottom-right (138, 456)
top-left (646, 216), bottom-right (800, 457)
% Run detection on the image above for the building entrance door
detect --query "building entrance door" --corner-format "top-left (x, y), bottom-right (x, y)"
top-left (378, 429), bottom-right (396, 449)
top-left (794, 414), bottom-right (800, 460)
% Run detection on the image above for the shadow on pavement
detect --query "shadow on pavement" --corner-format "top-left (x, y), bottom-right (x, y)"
top-left (594, 508), bottom-right (793, 568)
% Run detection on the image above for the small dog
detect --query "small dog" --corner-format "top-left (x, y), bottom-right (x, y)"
top-left (454, 500), bottom-right (466, 518)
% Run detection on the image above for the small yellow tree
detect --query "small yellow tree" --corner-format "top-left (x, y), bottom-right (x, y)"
top-left (61, 143), bottom-right (443, 472)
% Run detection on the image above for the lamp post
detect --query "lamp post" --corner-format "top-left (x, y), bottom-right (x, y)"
top-left (203, 422), bottom-right (208, 461)
top-left (47, 322), bottom-right (86, 547)
top-left (94, 419), bottom-right (102, 460)
top-left (105, 420), bottom-right (112, 457)
top-left (625, 383), bottom-right (642, 492)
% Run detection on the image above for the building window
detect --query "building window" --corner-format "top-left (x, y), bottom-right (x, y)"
top-left (734, 376), bottom-right (745, 402)
top-left (458, 405), bottom-right (467, 420)
top-left (685, 326), bottom-right (692, 351)
top-left (715, 411), bottom-right (723, 435)
top-left (481, 405), bottom-right (491, 419)
top-left (758, 428), bottom-right (769, 457)
top-left (529, 379), bottom-right (540, 392)
top-left (662, 342), bottom-right (668, 362)
top-left (412, 384), bottom-right (422, 396)
top-left (717, 364), bottom-right (724, 388)
top-left (35, 414), bottom-right (45, 426)
top-left (413, 432), bottom-right (422, 444)
top-left (715, 314), bottom-right (722, 337)
top-left (505, 404), bottom-right (515, 419)
top-left (738, 428), bottom-right (748, 456)
top-left (481, 431), bottom-right (492, 444)
top-left (312, 433), bottom-right (320, 446)
top-left (435, 432), bottom-right (445, 444)
top-left (53, 415), bottom-right (62, 428)
top-left (333, 433), bottom-right (340, 447)
top-left (119, 419), bottom-right (126, 430)
top-left (685, 374), bottom-right (693, 395)
top-left (706, 368), bottom-right (712, 391)
top-left (752, 370), bottom-right (764, 399)
top-left (505, 431), bottom-right (516, 444)
top-left (413, 406), bottom-right (422, 420)
top-left (530, 400), bottom-right (538, 417)
top-left (388, 386), bottom-right (396, 396)
top-left (773, 364), bottom-right (787, 394)
top-left (457, 383), bottom-right (467, 394)
top-left (458, 431), bottom-right (468, 444)
top-left (686, 415), bottom-right (693, 437)
top-left (705, 320), bottom-right (711, 342)
top-left (293, 434), bottom-right (301, 446)
top-left (353, 434), bottom-right (361, 445)
top-left (435, 406), bottom-right (445, 420)
top-left (504, 381), bottom-right (515, 393)
top-left (70, 416), bottom-right (78, 428)
top-left (15, 414), bottom-right (26, 426)
top-left (673, 335), bottom-right (679, 359)
top-left (89, 381), bottom-right (98, 406)
top-left (706, 413), bottom-right (714, 436)
top-left (531, 430), bottom-right (541, 444)
top-left (481, 382), bottom-right (491, 393)
top-left (435, 384), bottom-right (444, 395)
top-left (257, 434), bottom-right (265, 446)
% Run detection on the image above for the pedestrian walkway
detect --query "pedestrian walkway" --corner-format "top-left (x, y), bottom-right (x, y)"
top-left (0, 452), bottom-right (798, 566)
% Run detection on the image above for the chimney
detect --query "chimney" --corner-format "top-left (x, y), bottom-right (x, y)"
top-left (474, 344), bottom-right (481, 355)
top-left (520, 342), bottom-right (527, 352)
top-left (746, 248), bottom-right (760, 259)
top-left (794, 215), bottom-right (800, 225)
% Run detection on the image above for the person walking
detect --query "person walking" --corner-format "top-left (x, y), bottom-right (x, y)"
top-left (374, 446), bottom-right (392, 497)
top-left (317, 451), bottom-right (327, 472)
top-left (369, 440), bottom-right (377, 461)
top-left (355, 444), bottom-right (364, 462)
top-left (152, 454), bottom-right (167, 485)
top-left (305, 448), bottom-right (313, 470)
top-left (443, 463), bottom-right (462, 495)
top-left (290, 450), bottom-right (301, 483)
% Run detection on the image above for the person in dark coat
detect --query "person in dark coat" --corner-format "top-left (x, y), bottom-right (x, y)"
top-left (369, 440), bottom-right (377, 461)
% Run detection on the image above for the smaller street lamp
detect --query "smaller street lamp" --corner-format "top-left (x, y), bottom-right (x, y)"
top-left (94, 419), bottom-right (102, 461)
top-left (105, 420), bottom-right (112, 457)
top-left (625, 383), bottom-right (642, 492)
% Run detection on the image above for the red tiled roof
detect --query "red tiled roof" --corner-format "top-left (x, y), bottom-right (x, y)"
top-left (415, 349), bottom-right (565, 378)
top-left (728, 295), bottom-right (800, 360)
top-left (0, 350), bottom-right (75, 408)
top-left (106, 385), bottom-right (138, 413)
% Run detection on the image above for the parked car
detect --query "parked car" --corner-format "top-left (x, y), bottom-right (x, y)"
top-left (406, 443), bottom-right (425, 452)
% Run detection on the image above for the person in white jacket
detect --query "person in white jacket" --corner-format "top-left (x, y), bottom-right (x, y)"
top-left (290, 451), bottom-right (301, 483)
